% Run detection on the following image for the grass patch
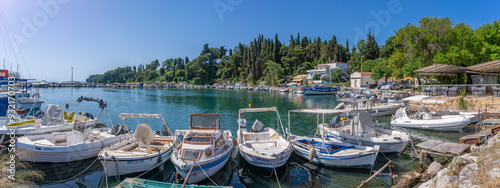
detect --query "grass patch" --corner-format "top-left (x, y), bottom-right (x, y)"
top-left (1, 150), bottom-right (44, 188)
top-left (474, 139), bottom-right (500, 187)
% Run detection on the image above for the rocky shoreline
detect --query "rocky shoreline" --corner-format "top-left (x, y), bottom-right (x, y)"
top-left (393, 134), bottom-right (500, 188)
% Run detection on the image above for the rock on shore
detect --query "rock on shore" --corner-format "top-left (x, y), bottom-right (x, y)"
top-left (416, 134), bottom-right (500, 188)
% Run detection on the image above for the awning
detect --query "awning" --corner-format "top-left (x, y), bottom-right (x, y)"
top-left (289, 109), bottom-right (345, 114)
top-left (466, 60), bottom-right (500, 74)
top-left (413, 63), bottom-right (465, 76)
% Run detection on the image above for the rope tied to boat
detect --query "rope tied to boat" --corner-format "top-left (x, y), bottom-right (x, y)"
top-left (191, 156), bottom-right (219, 186)
top-left (113, 156), bottom-right (120, 181)
top-left (42, 158), bottom-right (99, 183)
top-left (134, 150), bottom-right (171, 178)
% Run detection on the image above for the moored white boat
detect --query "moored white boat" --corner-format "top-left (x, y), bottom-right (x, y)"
top-left (317, 111), bottom-right (409, 155)
top-left (302, 85), bottom-right (338, 95)
top-left (99, 113), bottom-right (176, 177)
top-left (237, 107), bottom-right (293, 170)
top-left (335, 98), bottom-right (401, 117)
top-left (171, 114), bottom-right (233, 184)
top-left (288, 109), bottom-right (380, 168)
top-left (289, 134), bottom-right (379, 168)
top-left (16, 96), bottom-right (133, 162)
top-left (0, 98), bottom-right (107, 137)
top-left (391, 107), bottom-right (470, 131)
top-left (390, 95), bottom-right (471, 131)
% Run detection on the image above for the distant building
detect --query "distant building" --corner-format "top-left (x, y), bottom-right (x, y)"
top-left (350, 71), bottom-right (390, 88)
top-left (306, 61), bottom-right (349, 83)
top-left (291, 74), bottom-right (307, 85)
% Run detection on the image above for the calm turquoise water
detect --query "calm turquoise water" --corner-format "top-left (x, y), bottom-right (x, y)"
top-left (31, 88), bottom-right (472, 188)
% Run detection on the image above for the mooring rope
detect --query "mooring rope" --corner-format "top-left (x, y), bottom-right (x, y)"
top-left (42, 158), bottom-right (99, 183)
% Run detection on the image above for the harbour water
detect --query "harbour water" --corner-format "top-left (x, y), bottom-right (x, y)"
top-left (32, 88), bottom-right (473, 188)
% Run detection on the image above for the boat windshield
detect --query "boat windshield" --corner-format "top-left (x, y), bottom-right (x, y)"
top-left (184, 136), bottom-right (212, 144)
top-left (190, 114), bottom-right (220, 130)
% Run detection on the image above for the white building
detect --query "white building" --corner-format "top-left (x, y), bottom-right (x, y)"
top-left (350, 71), bottom-right (389, 88)
top-left (306, 61), bottom-right (349, 83)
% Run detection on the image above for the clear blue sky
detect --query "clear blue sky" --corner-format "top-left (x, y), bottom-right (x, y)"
top-left (0, 0), bottom-right (498, 82)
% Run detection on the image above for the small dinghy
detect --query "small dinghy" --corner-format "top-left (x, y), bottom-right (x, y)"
top-left (99, 113), bottom-right (176, 177)
top-left (391, 95), bottom-right (473, 131)
top-left (16, 97), bottom-right (132, 162)
top-left (237, 107), bottom-right (293, 170)
top-left (391, 107), bottom-right (470, 131)
top-left (171, 114), bottom-right (233, 184)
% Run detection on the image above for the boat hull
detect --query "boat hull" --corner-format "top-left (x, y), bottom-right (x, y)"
top-left (99, 148), bottom-right (173, 176)
top-left (291, 136), bottom-right (379, 168)
top-left (172, 150), bottom-right (232, 184)
top-left (341, 105), bottom-right (400, 117)
top-left (238, 146), bottom-right (292, 170)
top-left (319, 125), bottom-right (408, 155)
top-left (16, 131), bottom-right (131, 162)
top-left (391, 117), bottom-right (469, 131)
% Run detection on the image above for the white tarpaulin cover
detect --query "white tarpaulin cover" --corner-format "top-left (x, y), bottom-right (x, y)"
top-left (134, 124), bottom-right (155, 148)
top-left (42, 104), bottom-right (64, 125)
top-left (350, 111), bottom-right (377, 136)
top-left (402, 95), bottom-right (453, 104)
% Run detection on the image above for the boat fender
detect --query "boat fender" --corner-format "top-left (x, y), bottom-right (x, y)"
top-left (308, 146), bottom-right (315, 162)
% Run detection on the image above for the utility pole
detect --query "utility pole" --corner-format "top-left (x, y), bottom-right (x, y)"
top-left (71, 67), bottom-right (74, 85)
top-left (360, 56), bottom-right (364, 88)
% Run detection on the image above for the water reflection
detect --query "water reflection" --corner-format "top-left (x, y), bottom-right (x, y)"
top-left (34, 157), bottom-right (103, 188)
top-left (291, 154), bottom-right (392, 188)
top-left (237, 157), bottom-right (293, 188)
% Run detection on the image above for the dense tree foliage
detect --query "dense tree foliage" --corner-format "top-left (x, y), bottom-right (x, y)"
top-left (88, 17), bottom-right (500, 85)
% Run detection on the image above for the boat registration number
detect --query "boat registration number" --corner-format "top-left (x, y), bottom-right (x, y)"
top-left (127, 160), bottom-right (144, 164)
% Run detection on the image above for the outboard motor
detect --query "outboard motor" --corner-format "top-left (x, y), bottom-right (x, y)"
top-left (328, 115), bottom-right (341, 128)
top-left (35, 111), bottom-right (45, 118)
top-left (237, 118), bottom-right (247, 128)
top-left (83, 112), bottom-right (94, 119)
top-left (160, 123), bottom-right (171, 136)
top-left (112, 123), bottom-right (127, 135)
top-left (251, 119), bottom-right (264, 132)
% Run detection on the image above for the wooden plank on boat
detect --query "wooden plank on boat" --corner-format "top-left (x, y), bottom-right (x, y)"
top-left (482, 119), bottom-right (500, 126)
top-left (117, 178), bottom-right (232, 188)
top-left (416, 139), bottom-right (470, 156)
top-left (459, 129), bottom-right (492, 141)
top-left (460, 127), bottom-right (500, 145)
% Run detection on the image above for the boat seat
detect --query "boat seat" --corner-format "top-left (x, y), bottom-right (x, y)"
top-left (34, 138), bottom-right (55, 146)
top-left (247, 142), bottom-right (276, 148)
top-left (243, 132), bottom-right (270, 141)
top-left (244, 140), bottom-right (277, 144)
top-left (53, 133), bottom-right (67, 144)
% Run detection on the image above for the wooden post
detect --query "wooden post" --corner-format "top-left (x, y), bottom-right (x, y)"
top-left (182, 162), bottom-right (196, 188)
top-left (357, 161), bottom-right (392, 188)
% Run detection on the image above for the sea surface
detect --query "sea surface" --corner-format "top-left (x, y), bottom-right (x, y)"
top-left (31, 87), bottom-right (473, 188)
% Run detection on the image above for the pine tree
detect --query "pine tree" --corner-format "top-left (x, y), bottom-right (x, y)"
top-left (365, 29), bottom-right (379, 60)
